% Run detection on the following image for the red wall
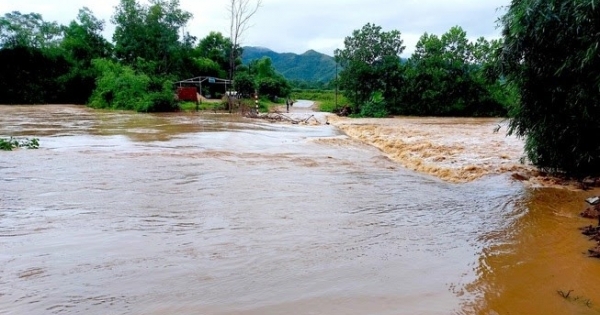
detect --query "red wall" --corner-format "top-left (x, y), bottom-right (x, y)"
top-left (177, 87), bottom-right (198, 102)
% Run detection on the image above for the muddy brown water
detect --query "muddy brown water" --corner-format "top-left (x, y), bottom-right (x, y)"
top-left (1, 105), bottom-right (599, 315)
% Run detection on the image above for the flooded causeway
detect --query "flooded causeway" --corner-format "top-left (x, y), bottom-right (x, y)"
top-left (1, 105), bottom-right (599, 315)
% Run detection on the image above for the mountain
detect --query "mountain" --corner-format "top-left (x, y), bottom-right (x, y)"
top-left (241, 46), bottom-right (337, 83)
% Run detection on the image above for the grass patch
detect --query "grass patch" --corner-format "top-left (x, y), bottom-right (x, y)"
top-left (178, 100), bottom-right (226, 112)
top-left (178, 97), bottom-right (284, 113)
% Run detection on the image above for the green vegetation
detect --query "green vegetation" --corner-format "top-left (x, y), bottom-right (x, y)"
top-left (0, 137), bottom-right (39, 150)
top-left (334, 23), bottom-right (515, 118)
top-left (242, 47), bottom-right (337, 86)
top-left (335, 23), bottom-right (404, 116)
top-left (0, 0), bottom-right (281, 112)
top-left (88, 59), bottom-right (177, 112)
top-left (179, 100), bottom-right (226, 112)
top-left (236, 57), bottom-right (291, 100)
top-left (500, 0), bottom-right (600, 177)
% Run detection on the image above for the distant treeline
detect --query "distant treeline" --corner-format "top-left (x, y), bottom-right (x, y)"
top-left (334, 23), bottom-right (517, 118)
top-left (0, 0), bottom-right (290, 111)
top-left (0, 1), bottom-right (515, 117)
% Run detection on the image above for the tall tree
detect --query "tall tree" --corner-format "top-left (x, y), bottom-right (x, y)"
top-left (0, 11), bottom-right (62, 49)
top-left (400, 26), bottom-right (510, 116)
top-left (60, 8), bottom-right (113, 103)
top-left (228, 0), bottom-right (262, 80)
top-left (0, 46), bottom-right (70, 104)
top-left (112, 0), bottom-right (192, 76)
top-left (195, 31), bottom-right (232, 77)
top-left (500, 0), bottom-right (600, 176)
top-left (62, 7), bottom-right (112, 63)
top-left (334, 23), bottom-right (405, 114)
top-left (0, 11), bottom-right (68, 104)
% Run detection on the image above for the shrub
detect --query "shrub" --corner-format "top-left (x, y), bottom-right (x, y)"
top-left (89, 58), bottom-right (177, 112)
top-left (358, 92), bottom-right (388, 118)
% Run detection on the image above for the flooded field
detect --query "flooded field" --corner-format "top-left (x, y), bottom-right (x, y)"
top-left (1, 105), bottom-right (599, 315)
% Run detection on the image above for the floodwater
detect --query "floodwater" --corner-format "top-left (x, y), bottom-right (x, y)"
top-left (1, 105), bottom-right (599, 315)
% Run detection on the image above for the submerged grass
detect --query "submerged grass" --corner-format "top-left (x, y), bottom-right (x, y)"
top-left (0, 137), bottom-right (40, 150)
top-left (178, 97), bottom-right (280, 113)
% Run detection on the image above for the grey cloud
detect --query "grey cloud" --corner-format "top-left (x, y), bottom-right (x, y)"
top-left (1, 0), bottom-right (509, 56)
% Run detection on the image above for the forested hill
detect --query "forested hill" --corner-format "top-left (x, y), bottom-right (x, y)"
top-left (241, 46), bottom-right (337, 83)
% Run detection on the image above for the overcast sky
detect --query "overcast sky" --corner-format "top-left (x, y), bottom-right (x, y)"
top-left (0, 0), bottom-right (509, 57)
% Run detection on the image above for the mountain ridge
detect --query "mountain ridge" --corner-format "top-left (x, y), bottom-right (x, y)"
top-left (241, 46), bottom-right (337, 83)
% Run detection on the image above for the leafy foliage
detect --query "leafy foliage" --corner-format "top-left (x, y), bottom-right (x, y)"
top-left (500, 0), bottom-right (600, 176)
top-left (112, 0), bottom-right (193, 77)
top-left (60, 8), bottom-right (113, 104)
top-left (400, 27), bottom-right (510, 116)
top-left (233, 72), bottom-right (255, 96)
top-left (335, 23), bottom-right (405, 113)
top-left (331, 23), bottom-right (515, 117)
top-left (0, 137), bottom-right (39, 150)
top-left (0, 46), bottom-right (70, 104)
top-left (357, 92), bottom-right (388, 118)
top-left (0, 11), bottom-right (62, 49)
top-left (234, 56), bottom-right (291, 100)
top-left (89, 59), bottom-right (177, 112)
top-left (195, 31), bottom-right (236, 78)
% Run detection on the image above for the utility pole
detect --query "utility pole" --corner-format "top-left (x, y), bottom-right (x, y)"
top-left (335, 62), bottom-right (338, 110)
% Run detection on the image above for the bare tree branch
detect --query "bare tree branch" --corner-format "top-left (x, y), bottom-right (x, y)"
top-left (227, 0), bottom-right (262, 81)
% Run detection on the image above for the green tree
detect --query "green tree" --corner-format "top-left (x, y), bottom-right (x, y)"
top-left (233, 72), bottom-right (255, 96)
top-left (250, 57), bottom-right (290, 100)
top-left (0, 11), bottom-right (71, 104)
top-left (401, 26), bottom-right (509, 116)
top-left (195, 31), bottom-right (231, 76)
top-left (334, 23), bottom-right (405, 114)
top-left (60, 7), bottom-right (113, 103)
top-left (0, 46), bottom-right (69, 104)
top-left (61, 8), bottom-right (111, 63)
top-left (257, 76), bottom-right (290, 100)
top-left (112, 0), bottom-right (192, 77)
top-left (500, 0), bottom-right (600, 176)
top-left (0, 11), bottom-right (62, 49)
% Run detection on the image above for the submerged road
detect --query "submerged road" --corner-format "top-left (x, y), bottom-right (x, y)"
top-left (291, 99), bottom-right (314, 109)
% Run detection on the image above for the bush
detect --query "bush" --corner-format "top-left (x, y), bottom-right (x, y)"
top-left (234, 72), bottom-right (256, 97)
top-left (89, 59), bottom-right (177, 112)
top-left (357, 92), bottom-right (388, 118)
top-left (257, 76), bottom-right (291, 101)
